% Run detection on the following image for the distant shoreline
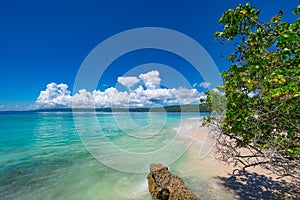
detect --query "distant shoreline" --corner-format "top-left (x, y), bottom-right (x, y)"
top-left (0, 104), bottom-right (210, 113)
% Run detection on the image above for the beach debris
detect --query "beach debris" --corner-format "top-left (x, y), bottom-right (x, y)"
top-left (147, 163), bottom-right (201, 200)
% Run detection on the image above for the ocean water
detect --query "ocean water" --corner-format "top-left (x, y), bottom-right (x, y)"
top-left (0, 112), bottom-right (209, 200)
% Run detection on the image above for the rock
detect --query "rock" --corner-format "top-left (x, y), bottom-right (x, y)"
top-left (147, 164), bottom-right (201, 200)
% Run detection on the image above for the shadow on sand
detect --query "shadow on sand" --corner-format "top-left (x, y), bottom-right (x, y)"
top-left (217, 170), bottom-right (300, 200)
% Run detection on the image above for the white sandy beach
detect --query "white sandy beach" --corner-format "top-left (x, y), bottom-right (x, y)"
top-left (171, 118), bottom-right (296, 199)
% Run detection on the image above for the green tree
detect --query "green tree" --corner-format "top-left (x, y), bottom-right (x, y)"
top-left (203, 4), bottom-right (300, 178)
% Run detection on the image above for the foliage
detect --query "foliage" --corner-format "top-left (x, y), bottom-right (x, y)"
top-left (203, 3), bottom-right (300, 178)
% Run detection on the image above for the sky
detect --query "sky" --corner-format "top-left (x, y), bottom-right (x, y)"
top-left (0, 0), bottom-right (298, 110)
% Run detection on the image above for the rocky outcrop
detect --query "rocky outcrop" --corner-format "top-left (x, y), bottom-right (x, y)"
top-left (147, 164), bottom-right (201, 200)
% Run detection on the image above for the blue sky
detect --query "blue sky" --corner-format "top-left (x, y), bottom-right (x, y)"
top-left (0, 0), bottom-right (298, 109)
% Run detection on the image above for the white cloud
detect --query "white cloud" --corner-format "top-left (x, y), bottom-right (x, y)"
top-left (212, 88), bottom-right (225, 96)
top-left (34, 71), bottom-right (205, 109)
top-left (72, 89), bottom-right (95, 108)
top-left (0, 105), bottom-right (29, 111)
top-left (35, 82), bottom-right (72, 108)
top-left (139, 70), bottom-right (161, 89)
top-left (117, 76), bottom-right (139, 88)
top-left (169, 88), bottom-right (201, 104)
top-left (199, 82), bottom-right (211, 88)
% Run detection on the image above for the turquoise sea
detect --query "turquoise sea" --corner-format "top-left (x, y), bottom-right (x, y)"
top-left (0, 112), bottom-right (210, 200)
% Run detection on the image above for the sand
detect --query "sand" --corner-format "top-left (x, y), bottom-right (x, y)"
top-left (171, 118), bottom-right (298, 199)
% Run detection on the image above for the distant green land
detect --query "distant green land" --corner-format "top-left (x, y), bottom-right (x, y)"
top-left (29, 104), bottom-right (209, 113)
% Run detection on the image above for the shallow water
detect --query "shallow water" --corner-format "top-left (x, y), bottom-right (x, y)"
top-left (1, 112), bottom-right (222, 200)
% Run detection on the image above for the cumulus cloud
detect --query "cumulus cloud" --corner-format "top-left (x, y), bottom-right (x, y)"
top-left (199, 82), bottom-right (211, 88)
top-left (117, 76), bottom-right (140, 88)
top-left (35, 82), bottom-right (72, 108)
top-left (139, 70), bottom-right (161, 89)
top-left (212, 88), bottom-right (225, 96)
top-left (0, 105), bottom-right (28, 111)
top-left (34, 71), bottom-right (206, 109)
top-left (72, 89), bottom-right (95, 108)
